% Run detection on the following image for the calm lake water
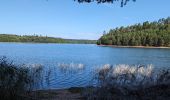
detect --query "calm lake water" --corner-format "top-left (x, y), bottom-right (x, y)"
top-left (0, 43), bottom-right (170, 89)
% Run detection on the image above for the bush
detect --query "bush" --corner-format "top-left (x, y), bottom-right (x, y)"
top-left (0, 57), bottom-right (43, 100)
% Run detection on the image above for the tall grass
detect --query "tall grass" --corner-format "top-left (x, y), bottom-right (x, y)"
top-left (84, 64), bottom-right (170, 100)
top-left (58, 62), bottom-right (84, 73)
top-left (0, 57), bottom-right (43, 100)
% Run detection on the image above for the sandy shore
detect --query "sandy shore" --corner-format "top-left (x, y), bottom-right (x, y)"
top-left (98, 45), bottom-right (170, 49)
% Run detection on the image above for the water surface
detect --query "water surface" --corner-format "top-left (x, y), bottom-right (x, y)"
top-left (0, 43), bottom-right (170, 89)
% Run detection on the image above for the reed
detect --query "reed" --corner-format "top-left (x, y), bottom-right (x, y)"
top-left (84, 64), bottom-right (170, 100)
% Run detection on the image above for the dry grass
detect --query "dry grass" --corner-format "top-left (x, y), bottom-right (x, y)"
top-left (84, 64), bottom-right (170, 100)
top-left (58, 62), bottom-right (85, 73)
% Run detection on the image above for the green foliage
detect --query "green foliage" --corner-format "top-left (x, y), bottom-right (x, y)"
top-left (98, 17), bottom-right (170, 47)
top-left (0, 34), bottom-right (97, 44)
top-left (65, 39), bottom-right (97, 44)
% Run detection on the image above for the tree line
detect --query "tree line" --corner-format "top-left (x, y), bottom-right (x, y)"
top-left (0, 34), bottom-right (97, 44)
top-left (97, 17), bottom-right (170, 47)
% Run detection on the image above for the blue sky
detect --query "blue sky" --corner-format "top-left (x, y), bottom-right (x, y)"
top-left (0, 0), bottom-right (169, 40)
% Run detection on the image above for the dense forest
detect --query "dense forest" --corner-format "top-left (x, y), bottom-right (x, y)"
top-left (97, 17), bottom-right (170, 47)
top-left (0, 34), bottom-right (96, 44)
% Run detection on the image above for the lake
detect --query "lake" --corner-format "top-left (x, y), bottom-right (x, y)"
top-left (0, 43), bottom-right (170, 89)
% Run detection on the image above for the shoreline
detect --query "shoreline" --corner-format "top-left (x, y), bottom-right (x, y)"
top-left (98, 45), bottom-right (170, 49)
top-left (28, 84), bottom-right (170, 100)
top-left (1, 42), bottom-right (169, 48)
top-left (0, 42), bottom-right (95, 44)
top-left (28, 87), bottom-right (84, 100)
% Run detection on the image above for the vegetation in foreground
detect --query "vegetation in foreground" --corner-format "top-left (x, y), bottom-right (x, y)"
top-left (0, 57), bottom-right (43, 100)
top-left (0, 57), bottom-right (170, 100)
top-left (97, 17), bottom-right (170, 47)
top-left (83, 64), bottom-right (170, 100)
top-left (0, 34), bottom-right (97, 44)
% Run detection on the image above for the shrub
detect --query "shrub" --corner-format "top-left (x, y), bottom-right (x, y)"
top-left (0, 57), bottom-right (43, 100)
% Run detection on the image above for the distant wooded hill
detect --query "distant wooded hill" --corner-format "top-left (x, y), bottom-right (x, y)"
top-left (97, 17), bottom-right (170, 47)
top-left (0, 34), bottom-right (97, 44)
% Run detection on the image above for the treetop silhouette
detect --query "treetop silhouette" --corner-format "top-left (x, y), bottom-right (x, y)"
top-left (74, 0), bottom-right (136, 7)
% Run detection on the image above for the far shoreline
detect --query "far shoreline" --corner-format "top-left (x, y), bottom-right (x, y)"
top-left (98, 44), bottom-right (170, 49)
top-left (0, 41), bottom-right (96, 44)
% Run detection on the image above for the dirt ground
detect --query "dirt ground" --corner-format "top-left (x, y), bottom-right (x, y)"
top-left (28, 88), bottom-right (84, 100)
